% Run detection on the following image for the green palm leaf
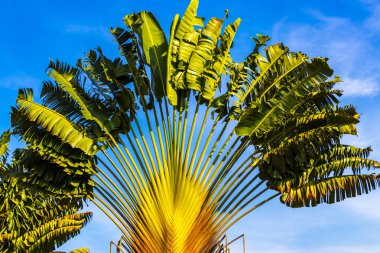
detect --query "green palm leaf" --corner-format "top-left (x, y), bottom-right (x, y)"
top-left (235, 57), bottom-right (334, 139)
top-left (202, 18), bottom-right (241, 101)
top-left (68, 248), bottom-right (90, 253)
top-left (12, 212), bottom-right (92, 253)
top-left (279, 175), bottom-right (380, 207)
top-left (0, 131), bottom-right (10, 159)
top-left (0, 153), bottom-right (91, 253)
top-left (124, 11), bottom-right (168, 100)
top-left (15, 89), bottom-right (97, 155)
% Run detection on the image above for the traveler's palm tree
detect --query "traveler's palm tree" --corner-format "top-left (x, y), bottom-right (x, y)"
top-left (0, 132), bottom-right (91, 253)
top-left (9, 0), bottom-right (380, 252)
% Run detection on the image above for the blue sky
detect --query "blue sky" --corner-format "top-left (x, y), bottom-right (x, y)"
top-left (1, 0), bottom-right (380, 252)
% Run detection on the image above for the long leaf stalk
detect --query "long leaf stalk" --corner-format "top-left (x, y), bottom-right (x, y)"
top-left (176, 94), bottom-right (191, 186)
top-left (203, 137), bottom-right (243, 191)
top-left (98, 152), bottom-right (139, 207)
top-left (134, 104), bottom-right (166, 176)
top-left (183, 102), bottom-right (200, 177)
top-left (210, 141), bottom-right (253, 198)
top-left (94, 185), bottom-right (133, 227)
top-left (90, 80), bottom-right (280, 249)
top-left (124, 134), bottom-right (152, 182)
top-left (216, 193), bottom-right (281, 243)
top-left (89, 196), bottom-right (130, 238)
top-left (216, 169), bottom-right (260, 212)
top-left (192, 114), bottom-right (220, 181)
top-left (92, 167), bottom-right (134, 215)
top-left (196, 120), bottom-right (230, 184)
top-left (178, 94), bottom-right (191, 171)
top-left (106, 140), bottom-right (144, 196)
top-left (188, 106), bottom-right (211, 177)
top-left (100, 148), bottom-right (140, 206)
top-left (88, 87), bottom-right (276, 251)
top-left (90, 92), bottom-right (279, 252)
top-left (210, 187), bottom-right (270, 242)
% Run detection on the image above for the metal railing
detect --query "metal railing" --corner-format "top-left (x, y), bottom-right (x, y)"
top-left (109, 235), bottom-right (130, 253)
top-left (216, 234), bottom-right (246, 253)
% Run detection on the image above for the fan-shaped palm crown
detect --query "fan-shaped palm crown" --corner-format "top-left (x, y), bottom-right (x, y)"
top-left (9, 0), bottom-right (380, 252)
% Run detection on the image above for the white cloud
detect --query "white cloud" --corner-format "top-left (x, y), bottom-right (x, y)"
top-left (270, 8), bottom-right (380, 98)
top-left (337, 76), bottom-right (379, 97)
top-left (343, 191), bottom-right (380, 220)
top-left (342, 107), bottom-right (380, 160)
top-left (224, 187), bottom-right (380, 253)
top-left (362, 0), bottom-right (380, 31)
top-left (307, 10), bottom-right (349, 28)
top-left (274, 14), bottom-right (361, 72)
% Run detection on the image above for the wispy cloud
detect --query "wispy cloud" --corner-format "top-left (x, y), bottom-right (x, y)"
top-left (343, 191), bottom-right (380, 220)
top-left (342, 107), bottom-right (380, 159)
top-left (271, 7), bottom-right (380, 97)
top-left (337, 76), bottom-right (379, 96)
top-left (362, 0), bottom-right (380, 31)
top-left (226, 190), bottom-right (380, 253)
top-left (227, 203), bottom-right (346, 253)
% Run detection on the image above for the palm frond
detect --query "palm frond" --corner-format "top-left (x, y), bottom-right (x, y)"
top-left (15, 89), bottom-right (97, 155)
top-left (0, 131), bottom-right (10, 159)
top-left (124, 11), bottom-right (168, 100)
top-left (68, 248), bottom-right (90, 253)
top-left (12, 212), bottom-right (92, 253)
top-left (279, 174), bottom-right (380, 207)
